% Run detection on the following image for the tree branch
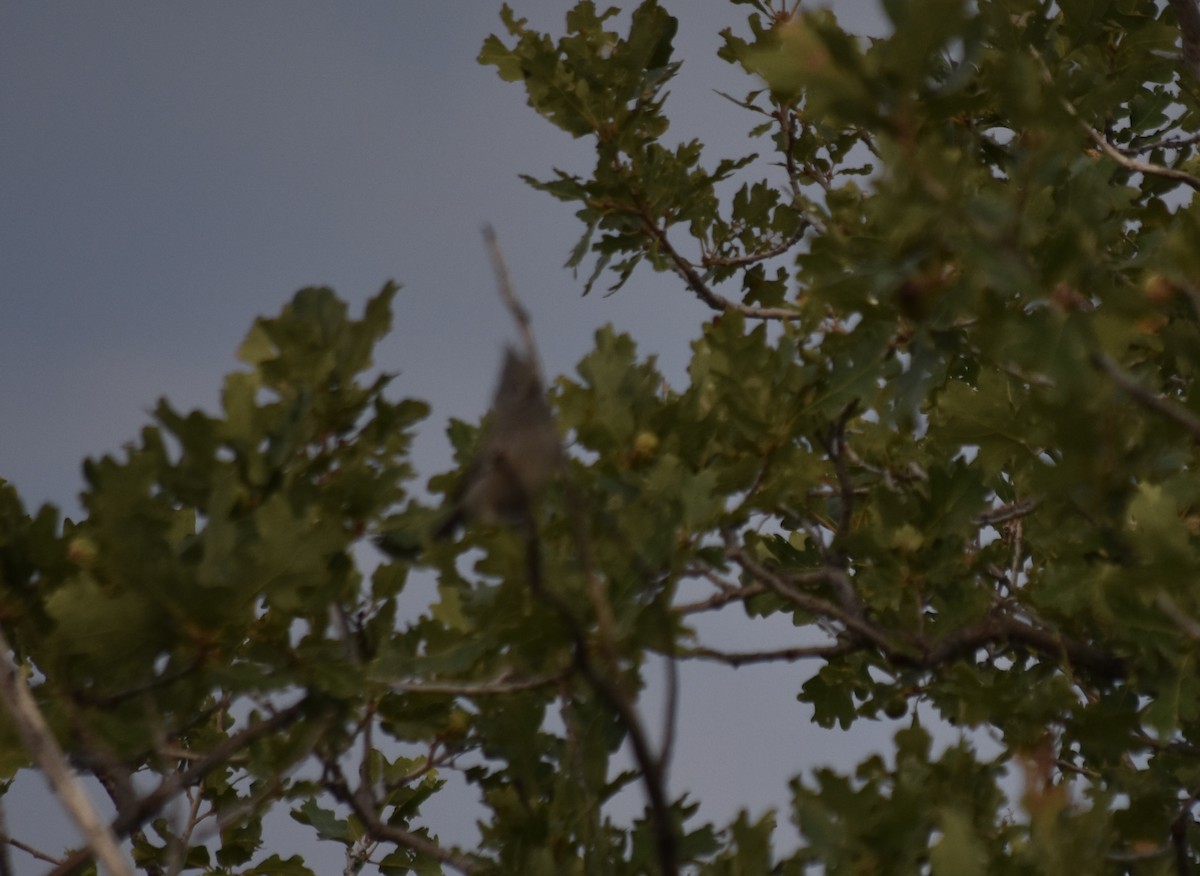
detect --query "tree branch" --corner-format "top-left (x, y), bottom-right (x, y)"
top-left (922, 612), bottom-right (1128, 679)
top-left (1025, 43), bottom-right (1200, 192)
top-left (323, 762), bottom-right (483, 876)
top-left (822, 401), bottom-right (869, 619)
top-left (392, 673), bottom-right (564, 696)
top-left (0, 628), bottom-right (133, 876)
top-left (974, 498), bottom-right (1041, 526)
top-left (483, 224), bottom-right (541, 367)
top-left (681, 642), bottom-right (855, 667)
top-left (723, 531), bottom-right (892, 652)
top-left (777, 104), bottom-right (835, 225)
top-left (522, 531), bottom-right (679, 876)
top-left (1092, 352), bottom-right (1200, 443)
top-left (725, 531), bottom-right (1127, 679)
top-left (1085, 127), bottom-right (1200, 192)
top-left (6, 838), bottom-right (61, 867)
top-left (638, 213), bottom-right (802, 321)
top-left (47, 698), bottom-right (311, 876)
top-left (700, 227), bottom-right (807, 269)
top-left (673, 582), bottom-right (766, 614)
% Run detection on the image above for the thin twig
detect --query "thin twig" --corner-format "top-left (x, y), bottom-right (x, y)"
top-left (701, 227), bottom-right (808, 269)
top-left (6, 838), bottom-right (61, 866)
top-left (166, 784), bottom-right (205, 876)
top-left (1007, 518), bottom-right (1024, 590)
top-left (638, 212), bottom-right (802, 320)
top-left (923, 613), bottom-right (1127, 678)
top-left (1092, 352), bottom-right (1200, 443)
top-left (324, 762), bottom-right (483, 876)
top-left (821, 402), bottom-right (870, 619)
top-left (1023, 43), bottom-right (1200, 192)
top-left (1085, 127), bottom-right (1200, 192)
top-left (658, 633), bottom-right (680, 778)
top-left (522, 527), bottom-right (679, 876)
top-left (393, 673), bottom-right (564, 696)
top-left (723, 531), bottom-right (890, 651)
top-left (48, 699), bottom-right (312, 876)
top-left (778, 105), bottom-right (834, 228)
top-left (681, 642), bottom-right (855, 666)
top-left (482, 224), bottom-right (540, 366)
top-left (826, 402), bottom-right (857, 554)
top-left (974, 499), bottom-right (1041, 526)
top-left (1125, 131), bottom-right (1200, 155)
top-left (674, 583), bottom-right (767, 614)
top-left (681, 564), bottom-right (740, 592)
top-left (725, 530), bottom-right (1127, 679)
top-left (0, 627), bottom-right (133, 876)
top-left (69, 656), bottom-right (204, 708)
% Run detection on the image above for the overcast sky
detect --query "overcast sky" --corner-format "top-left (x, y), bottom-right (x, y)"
top-left (0, 4), bottom-right (936, 873)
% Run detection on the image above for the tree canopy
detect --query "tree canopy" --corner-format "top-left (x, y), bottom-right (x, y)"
top-left (4, 0), bottom-right (1200, 873)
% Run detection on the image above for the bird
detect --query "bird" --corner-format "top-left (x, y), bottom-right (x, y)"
top-left (433, 348), bottom-right (561, 539)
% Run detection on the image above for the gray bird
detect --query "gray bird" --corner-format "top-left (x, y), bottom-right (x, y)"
top-left (434, 348), bottom-right (561, 539)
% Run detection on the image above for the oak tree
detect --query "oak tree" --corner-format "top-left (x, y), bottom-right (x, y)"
top-left (4, 1), bottom-right (1200, 873)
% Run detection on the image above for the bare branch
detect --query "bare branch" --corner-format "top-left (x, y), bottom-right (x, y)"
top-left (6, 838), bottom-right (61, 866)
top-left (923, 613), bottom-right (1127, 678)
top-left (1125, 131), bottom-right (1200, 155)
top-left (324, 763), bottom-right (483, 876)
top-left (1024, 43), bottom-right (1200, 192)
top-left (393, 673), bottom-right (564, 696)
top-left (674, 582), bottom-right (767, 614)
top-left (172, 785), bottom-right (205, 876)
top-left (723, 531), bottom-right (891, 652)
top-left (658, 633), bottom-right (680, 778)
top-left (701, 227), bottom-right (808, 269)
top-left (681, 642), bottom-right (855, 666)
top-left (638, 214), bottom-right (803, 321)
top-left (48, 699), bottom-right (312, 876)
top-left (974, 498), bottom-right (1041, 526)
top-left (1007, 518), bottom-right (1024, 591)
top-left (69, 656), bottom-right (204, 709)
top-left (0, 628), bottom-right (133, 876)
top-left (825, 401), bottom-right (858, 554)
top-left (1085, 127), bottom-right (1200, 192)
top-left (482, 224), bottom-right (542, 368)
top-left (1092, 352), bottom-right (1200, 443)
top-left (724, 531), bottom-right (1127, 679)
top-left (778, 105), bottom-right (836, 226)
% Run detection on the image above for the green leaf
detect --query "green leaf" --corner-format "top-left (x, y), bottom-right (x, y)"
top-left (291, 799), bottom-right (352, 845)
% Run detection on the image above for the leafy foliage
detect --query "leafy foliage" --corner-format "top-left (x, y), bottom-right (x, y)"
top-left (4, 0), bottom-right (1200, 873)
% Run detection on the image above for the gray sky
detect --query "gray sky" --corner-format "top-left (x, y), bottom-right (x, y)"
top-left (1, 4), bottom-right (931, 873)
